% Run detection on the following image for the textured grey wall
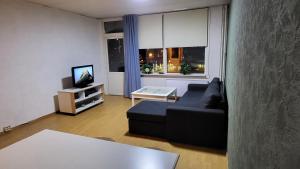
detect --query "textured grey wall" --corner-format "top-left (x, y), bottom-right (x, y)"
top-left (226, 0), bottom-right (300, 169)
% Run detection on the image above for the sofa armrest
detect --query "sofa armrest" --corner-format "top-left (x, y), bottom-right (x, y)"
top-left (188, 84), bottom-right (209, 91)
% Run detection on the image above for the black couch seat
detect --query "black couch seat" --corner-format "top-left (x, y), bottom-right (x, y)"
top-left (127, 101), bottom-right (170, 122)
top-left (127, 101), bottom-right (171, 138)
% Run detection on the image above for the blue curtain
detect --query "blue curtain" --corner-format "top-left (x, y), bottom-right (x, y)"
top-left (123, 15), bottom-right (141, 98)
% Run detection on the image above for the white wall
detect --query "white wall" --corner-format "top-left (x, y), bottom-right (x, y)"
top-left (141, 6), bottom-right (226, 96)
top-left (207, 5), bottom-right (225, 80)
top-left (0, 0), bottom-right (105, 131)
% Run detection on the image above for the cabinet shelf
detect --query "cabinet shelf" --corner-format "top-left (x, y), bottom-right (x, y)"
top-left (75, 91), bottom-right (103, 103)
top-left (75, 99), bottom-right (104, 113)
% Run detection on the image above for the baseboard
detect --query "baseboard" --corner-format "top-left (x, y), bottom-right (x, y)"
top-left (0, 112), bottom-right (56, 136)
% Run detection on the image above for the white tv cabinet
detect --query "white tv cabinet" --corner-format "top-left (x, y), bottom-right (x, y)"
top-left (58, 83), bottom-right (104, 114)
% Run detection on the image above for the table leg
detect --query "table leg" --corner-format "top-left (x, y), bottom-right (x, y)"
top-left (174, 90), bottom-right (177, 101)
top-left (132, 96), bottom-right (135, 107)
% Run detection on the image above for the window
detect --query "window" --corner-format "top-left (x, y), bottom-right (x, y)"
top-left (104, 21), bottom-right (123, 33)
top-left (107, 39), bottom-right (124, 72)
top-left (139, 49), bottom-right (163, 73)
top-left (167, 47), bottom-right (205, 73)
top-left (137, 10), bottom-right (208, 76)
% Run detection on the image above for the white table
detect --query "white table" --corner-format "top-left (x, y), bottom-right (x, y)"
top-left (0, 130), bottom-right (179, 169)
top-left (131, 86), bottom-right (177, 106)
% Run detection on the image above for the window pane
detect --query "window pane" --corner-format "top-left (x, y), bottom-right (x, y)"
top-left (167, 47), bottom-right (205, 73)
top-left (104, 21), bottom-right (123, 33)
top-left (107, 39), bottom-right (124, 72)
top-left (139, 49), bottom-right (163, 73)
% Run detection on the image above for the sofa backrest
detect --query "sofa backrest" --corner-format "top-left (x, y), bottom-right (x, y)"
top-left (219, 81), bottom-right (228, 111)
top-left (200, 78), bottom-right (222, 109)
top-left (174, 77), bottom-right (226, 109)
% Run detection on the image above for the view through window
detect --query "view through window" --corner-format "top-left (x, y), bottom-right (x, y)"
top-left (107, 39), bottom-right (124, 72)
top-left (167, 47), bottom-right (205, 73)
top-left (139, 49), bottom-right (164, 73)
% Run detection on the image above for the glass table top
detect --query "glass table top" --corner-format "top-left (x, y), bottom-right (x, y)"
top-left (132, 86), bottom-right (176, 96)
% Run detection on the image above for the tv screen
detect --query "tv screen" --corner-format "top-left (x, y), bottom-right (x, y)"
top-left (72, 65), bottom-right (94, 88)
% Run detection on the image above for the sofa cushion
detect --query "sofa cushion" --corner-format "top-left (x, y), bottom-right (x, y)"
top-left (127, 101), bottom-right (170, 122)
top-left (211, 77), bottom-right (220, 84)
top-left (175, 91), bottom-right (205, 108)
top-left (201, 80), bottom-right (222, 108)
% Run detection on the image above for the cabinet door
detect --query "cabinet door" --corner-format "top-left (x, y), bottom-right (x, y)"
top-left (58, 92), bottom-right (75, 113)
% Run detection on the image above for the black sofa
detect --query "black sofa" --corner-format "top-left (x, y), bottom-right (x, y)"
top-left (127, 78), bottom-right (228, 149)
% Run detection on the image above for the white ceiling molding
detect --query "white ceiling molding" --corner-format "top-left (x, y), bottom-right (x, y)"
top-left (25, 0), bottom-right (230, 18)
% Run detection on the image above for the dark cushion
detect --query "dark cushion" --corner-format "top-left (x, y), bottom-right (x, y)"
top-left (127, 101), bottom-right (170, 122)
top-left (175, 91), bottom-right (205, 108)
top-left (211, 77), bottom-right (220, 84)
top-left (188, 84), bottom-right (209, 91)
top-left (201, 80), bottom-right (222, 108)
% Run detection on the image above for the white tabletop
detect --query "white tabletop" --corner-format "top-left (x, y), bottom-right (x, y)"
top-left (0, 130), bottom-right (179, 169)
top-left (132, 86), bottom-right (177, 97)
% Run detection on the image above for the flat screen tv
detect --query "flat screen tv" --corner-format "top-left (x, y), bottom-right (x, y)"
top-left (72, 65), bottom-right (94, 88)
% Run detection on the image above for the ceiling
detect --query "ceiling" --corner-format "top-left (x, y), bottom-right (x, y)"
top-left (26, 0), bottom-right (230, 19)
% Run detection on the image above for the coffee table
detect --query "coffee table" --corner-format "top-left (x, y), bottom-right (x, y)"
top-left (131, 86), bottom-right (177, 106)
top-left (0, 130), bottom-right (179, 169)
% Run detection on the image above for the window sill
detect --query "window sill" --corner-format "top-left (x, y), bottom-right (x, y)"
top-left (141, 73), bottom-right (208, 79)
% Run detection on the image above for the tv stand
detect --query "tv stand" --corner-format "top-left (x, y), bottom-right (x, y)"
top-left (58, 83), bottom-right (104, 114)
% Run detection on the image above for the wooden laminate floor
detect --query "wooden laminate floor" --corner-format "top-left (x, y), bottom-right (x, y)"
top-left (0, 95), bottom-right (227, 169)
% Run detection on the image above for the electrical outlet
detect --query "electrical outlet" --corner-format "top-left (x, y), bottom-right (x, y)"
top-left (3, 126), bottom-right (12, 132)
